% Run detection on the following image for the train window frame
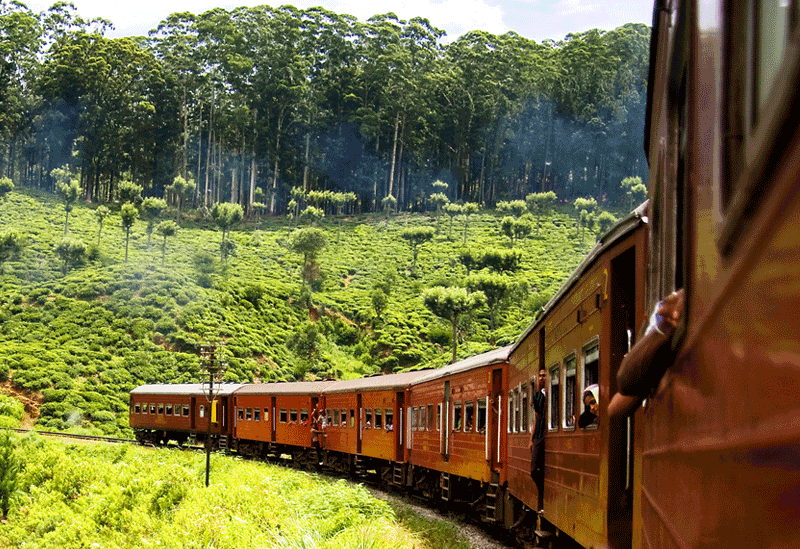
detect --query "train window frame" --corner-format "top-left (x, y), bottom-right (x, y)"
top-left (427, 405), bottom-right (434, 430)
top-left (134, 403), bottom-right (141, 414)
top-left (453, 401), bottom-right (463, 431)
top-left (437, 404), bottom-right (442, 431)
top-left (150, 404), bottom-right (156, 415)
top-left (158, 403), bottom-right (164, 415)
top-left (246, 407), bottom-right (252, 421)
top-left (199, 405), bottom-right (205, 418)
top-left (581, 339), bottom-right (600, 431)
top-left (507, 394), bottom-right (514, 433)
top-left (477, 398), bottom-right (487, 434)
top-left (719, 0), bottom-right (800, 253)
top-left (464, 401), bottom-right (474, 432)
top-left (350, 409), bottom-right (355, 428)
top-left (280, 408), bottom-right (287, 423)
top-left (264, 408), bottom-right (269, 423)
top-left (521, 384), bottom-right (529, 432)
top-left (411, 407), bottom-right (417, 430)
top-left (183, 405), bottom-right (190, 416)
top-left (365, 408), bottom-right (373, 428)
top-left (165, 404), bottom-right (173, 416)
top-left (301, 408), bottom-right (309, 424)
top-left (375, 408), bottom-right (383, 429)
top-left (563, 355), bottom-right (577, 431)
top-left (237, 407), bottom-right (244, 421)
top-left (290, 409), bottom-right (298, 423)
top-left (254, 408), bottom-right (260, 422)
top-left (385, 408), bottom-right (393, 430)
top-left (339, 409), bottom-right (346, 426)
top-left (548, 365), bottom-right (560, 432)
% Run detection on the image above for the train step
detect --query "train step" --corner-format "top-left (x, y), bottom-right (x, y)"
top-left (392, 463), bottom-right (404, 485)
top-left (484, 481), bottom-right (500, 522)
top-left (440, 473), bottom-right (451, 501)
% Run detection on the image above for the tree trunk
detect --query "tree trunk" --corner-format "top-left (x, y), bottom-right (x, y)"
top-left (270, 117), bottom-right (282, 214)
top-left (182, 85), bottom-right (188, 179)
top-left (388, 113), bottom-right (400, 199)
top-left (196, 102), bottom-right (203, 202)
top-left (204, 99), bottom-right (214, 207)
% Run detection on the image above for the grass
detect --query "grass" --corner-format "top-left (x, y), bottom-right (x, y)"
top-left (0, 187), bottom-right (607, 436)
top-left (0, 433), bottom-right (469, 549)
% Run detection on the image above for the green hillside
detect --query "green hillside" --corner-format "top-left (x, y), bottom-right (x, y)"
top-left (0, 189), bottom-right (601, 436)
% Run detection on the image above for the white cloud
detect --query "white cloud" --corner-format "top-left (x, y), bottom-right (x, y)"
top-left (556, 0), bottom-right (597, 16)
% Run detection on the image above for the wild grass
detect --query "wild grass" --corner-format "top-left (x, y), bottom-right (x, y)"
top-left (0, 433), bottom-right (466, 549)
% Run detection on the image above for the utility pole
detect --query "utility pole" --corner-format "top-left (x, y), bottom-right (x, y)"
top-left (200, 341), bottom-right (226, 487)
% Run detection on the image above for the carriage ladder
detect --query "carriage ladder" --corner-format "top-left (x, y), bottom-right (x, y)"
top-left (392, 463), bottom-right (404, 486)
top-left (483, 471), bottom-right (501, 522)
top-left (440, 473), bottom-right (451, 501)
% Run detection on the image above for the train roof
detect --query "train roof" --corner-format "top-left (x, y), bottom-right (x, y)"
top-left (412, 345), bottom-right (512, 385)
top-left (233, 381), bottom-right (336, 396)
top-left (323, 370), bottom-right (434, 394)
top-left (130, 383), bottom-right (245, 396)
top-left (510, 201), bottom-right (648, 355)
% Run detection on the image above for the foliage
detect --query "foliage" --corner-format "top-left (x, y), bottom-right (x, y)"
top-left (141, 197), bottom-right (167, 247)
top-left (120, 203), bottom-right (139, 262)
top-left (55, 175), bottom-right (80, 236)
top-left (117, 180), bottom-right (143, 205)
top-left (0, 178), bottom-right (13, 199)
top-left (621, 176), bottom-right (647, 210)
top-left (496, 200), bottom-right (527, 217)
top-left (54, 238), bottom-right (87, 275)
top-left (211, 203), bottom-right (243, 261)
top-left (290, 227), bottom-right (327, 289)
top-left (500, 215), bottom-right (533, 247)
top-left (0, 433), bottom-right (19, 520)
top-left (94, 205), bottom-right (109, 246)
top-left (443, 203), bottom-right (461, 240)
top-left (0, 229), bottom-right (25, 271)
top-left (156, 220), bottom-right (178, 263)
top-left (526, 191), bottom-right (556, 236)
top-left (596, 211), bottom-right (618, 237)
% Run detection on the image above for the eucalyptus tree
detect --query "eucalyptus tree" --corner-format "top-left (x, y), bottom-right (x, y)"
top-left (443, 202), bottom-right (461, 240)
top-left (290, 227), bottom-right (327, 289)
top-left (461, 202), bottom-right (480, 245)
top-left (429, 192), bottom-right (449, 231)
top-left (400, 226), bottom-right (435, 272)
top-left (167, 175), bottom-right (195, 224)
top-left (300, 206), bottom-right (324, 227)
top-left (496, 200), bottom-right (527, 218)
top-left (54, 237), bottom-right (87, 275)
top-left (526, 191), bottom-right (556, 235)
top-left (620, 176), bottom-right (646, 210)
top-left (466, 271), bottom-right (514, 330)
top-left (94, 205), bottom-right (109, 246)
top-left (596, 211), bottom-right (617, 238)
top-left (500, 216), bottom-right (532, 247)
top-left (573, 196), bottom-right (598, 239)
top-left (211, 202), bottom-right (243, 262)
top-left (54, 171), bottom-right (80, 235)
top-left (156, 220), bottom-right (178, 263)
top-left (120, 204), bottom-right (138, 262)
top-left (422, 286), bottom-right (486, 363)
top-left (0, 229), bottom-right (24, 273)
top-left (141, 197), bottom-right (167, 247)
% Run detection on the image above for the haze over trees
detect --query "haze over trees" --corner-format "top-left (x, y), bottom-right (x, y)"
top-left (0, 2), bottom-right (648, 214)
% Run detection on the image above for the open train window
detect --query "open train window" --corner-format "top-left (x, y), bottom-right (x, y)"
top-left (478, 398), bottom-right (487, 433)
top-left (254, 408), bottom-right (260, 422)
top-left (150, 404), bottom-right (156, 415)
top-left (280, 408), bottom-right (287, 423)
top-left (237, 407), bottom-right (244, 421)
top-left (548, 366), bottom-right (560, 431)
top-left (454, 401), bottom-right (463, 431)
top-left (365, 408), bottom-right (373, 428)
top-left (521, 384), bottom-right (529, 432)
top-left (134, 404), bottom-right (141, 414)
top-left (263, 408), bottom-right (269, 422)
top-left (199, 405), bottom-right (205, 418)
top-left (720, 0), bottom-right (800, 252)
top-left (350, 409), bottom-right (355, 427)
top-left (385, 409), bottom-right (393, 430)
top-left (339, 410), bottom-right (346, 426)
top-left (375, 408), bottom-right (383, 429)
top-left (427, 405), bottom-right (434, 430)
top-left (437, 404), bottom-right (442, 431)
top-left (246, 407), bottom-right (252, 421)
top-left (183, 405), bottom-right (190, 416)
top-left (165, 404), bottom-right (173, 415)
top-left (465, 401), bottom-right (474, 432)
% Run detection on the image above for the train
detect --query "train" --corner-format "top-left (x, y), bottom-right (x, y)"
top-left (130, 2), bottom-right (800, 548)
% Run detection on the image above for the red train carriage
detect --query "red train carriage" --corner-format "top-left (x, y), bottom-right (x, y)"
top-left (407, 346), bottom-right (511, 522)
top-left (231, 381), bottom-right (333, 467)
top-left (321, 370), bottom-right (431, 479)
top-left (507, 206), bottom-right (648, 548)
top-left (635, 1), bottom-right (800, 548)
top-left (130, 383), bottom-right (243, 447)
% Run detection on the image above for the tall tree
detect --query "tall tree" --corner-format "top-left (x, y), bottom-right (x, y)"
top-left (120, 203), bottom-right (138, 262)
top-left (422, 286), bottom-right (485, 363)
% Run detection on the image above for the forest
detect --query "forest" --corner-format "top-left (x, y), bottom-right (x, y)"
top-left (0, 1), bottom-right (650, 213)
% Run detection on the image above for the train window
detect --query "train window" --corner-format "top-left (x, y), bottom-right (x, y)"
top-left (365, 409), bottom-right (373, 428)
top-left (150, 404), bottom-right (156, 414)
top-left (199, 405), bottom-right (205, 418)
top-left (583, 343), bottom-right (599, 389)
top-left (134, 404), bottom-right (141, 414)
top-left (437, 404), bottom-right (442, 431)
top-left (142, 403), bottom-right (148, 414)
top-left (464, 401), bottom-right (474, 432)
top-left (290, 409), bottom-right (298, 423)
top-left (174, 406), bottom-right (181, 416)
top-left (420, 406), bottom-right (427, 430)
top-left (521, 384), bottom-right (529, 432)
top-left (513, 388), bottom-right (521, 433)
top-left (564, 356), bottom-right (576, 430)
top-left (158, 403), bottom-right (164, 415)
top-left (375, 409), bottom-right (383, 429)
top-left (254, 408), bottom-right (260, 422)
top-left (411, 408), bottom-right (417, 430)
top-left (280, 409), bottom-right (287, 423)
top-left (165, 404), bottom-right (173, 415)
top-left (326, 409), bottom-right (332, 426)
top-left (427, 405), bottom-right (434, 430)
top-left (385, 409), bottom-right (393, 430)
top-left (263, 408), bottom-right (269, 423)
top-left (339, 410), bottom-right (346, 426)
top-left (301, 409), bottom-right (309, 424)
top-left (182, 405), bottom-right (189, 416)
top-left (477, 398), bottom-right (487, 433)
top-left (332, 409), bottom-right (339, 426)
top-left (549, 367), bottom-right (560, 431)
top-left (237, 408), bottom-right (244, 421)
top-left (350, 409), bottom-right (355, 427)
top-left (246, 407), bottom-right (252, 421)
top-left (454, 402), bottom-right (462, 431)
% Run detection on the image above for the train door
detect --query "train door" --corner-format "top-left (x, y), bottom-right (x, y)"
top-left (357, 393), bottom-right (363, 454)
top-left (271, 396), bottom-right (276, 443)
top-left (490, 368), bottom-right (504, 471)
top-left (443, 381), bottom-right (450, 459)
top-left (190, 397), bottom-right (197, 431)
top-left (608, 246), bottom-right (638, 549)
top-left (395, 392), bottom-right (404, 461)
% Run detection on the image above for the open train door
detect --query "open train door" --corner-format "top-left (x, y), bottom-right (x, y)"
top-left (395, 391), bottom-right (404, 462)
top-left (490, 368), bottom-right (503, 471)
top-left (606, 244), bottom-right (641, 549)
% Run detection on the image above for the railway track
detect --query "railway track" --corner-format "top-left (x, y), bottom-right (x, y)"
top-left (1, 427), bottom-right (135, 444)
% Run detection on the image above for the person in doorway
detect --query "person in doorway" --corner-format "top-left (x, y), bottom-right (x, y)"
top-left (529, 367), bottom-right (547, 513)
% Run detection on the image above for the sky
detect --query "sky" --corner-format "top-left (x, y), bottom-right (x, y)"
top-left (23, 0), bottom-right (653, 43)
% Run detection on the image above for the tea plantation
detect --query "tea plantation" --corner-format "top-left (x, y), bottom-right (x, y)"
top-left (0, 188), bottom-right (601, 436)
